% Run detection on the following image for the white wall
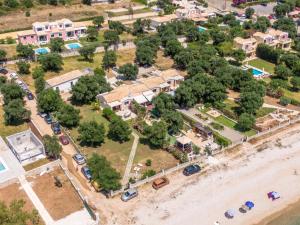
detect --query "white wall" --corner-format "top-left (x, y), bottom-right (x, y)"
top-left (51, 78), bottom-right (79, 93)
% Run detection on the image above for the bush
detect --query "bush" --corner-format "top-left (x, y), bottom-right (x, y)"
top-left (279, 96), bottom-right (291, 106)
top-left (141, 169), bottom-right (156, 179)
top-left (210, 122), bottom-right (224, 130)
top-left (170, 149), bottom-right (189, 163)
top-left (25, 11), bottom-right (30, 17)
top-left (102, 108), bottom-right (117, 121)
top-left (145, 159), bottom-right (152, 166)
top-left (213, 132), bottom-right (231, 147)
top-left (290, 98), bottom-right (300, 106)
top-left (256, 44), bottom-right (281, 64)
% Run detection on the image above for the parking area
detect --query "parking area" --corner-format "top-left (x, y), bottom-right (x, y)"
top-left (250, 2), bottom-right (277, 16)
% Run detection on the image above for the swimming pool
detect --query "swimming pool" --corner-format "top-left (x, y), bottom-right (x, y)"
top-left (252, 68), bottom-right (264, 77)
top-left (35, 47), bottom-right (50, 55)
top-left (198, 26), bottom-right (207, 32)
top-left (0, 158), bottom-right (7, 173)
top-left (65, 42), bottom-right (82, 50)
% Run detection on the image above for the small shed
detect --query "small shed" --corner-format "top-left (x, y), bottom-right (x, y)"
top-left (176, 136), bottom-right (192, 152)
top-left (194, 123), bottom-right (212, 139)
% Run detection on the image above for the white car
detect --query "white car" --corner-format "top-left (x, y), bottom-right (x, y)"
top-left (10, 72), bottom-right (18, 79)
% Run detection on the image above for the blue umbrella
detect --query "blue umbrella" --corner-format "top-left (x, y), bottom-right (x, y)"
top-left (245, 201), bottom-right (255, 209)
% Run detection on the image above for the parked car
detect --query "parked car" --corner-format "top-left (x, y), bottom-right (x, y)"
top-left (92, 180), bottom-right (101, 192)
top-left (183, 164), bottom-right (201, 176)
top-left (10, 72), bottom-right (18, 79)
top-left (0, 68), bottom-right (8, 75)
top-left (51, 122), bottom-right (61, 134)
top-left (121, 188), bottom-right (138, 202)
top-left (81, 166), bottom-right (92, 181)
top-left (73, 153), bottom-right (86, 165)
top-left (38, 112), bottom-right (47, 118)
top-left (26, 92), bottom-right (34, 100)
top-left (44, 114), bottom-right (52, 124)
top-left (59, 135), bottom-right (69, 145)
top-left (152, 177), bottom-right (169, 190)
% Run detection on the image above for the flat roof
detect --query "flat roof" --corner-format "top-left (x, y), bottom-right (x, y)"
top-left (46, 69), bottom-right (91, 87)
top-left (151, 14), bottom-right (178, 23)
top-left (234, 37), bottom-right (256, 45)
top-left (17, 30), bottom-right (36, 36)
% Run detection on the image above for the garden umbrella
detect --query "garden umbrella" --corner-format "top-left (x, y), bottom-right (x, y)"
top-left (226, 209), bottom-right (235, 218)
top-left (245, 201), bottom-right (254, 210)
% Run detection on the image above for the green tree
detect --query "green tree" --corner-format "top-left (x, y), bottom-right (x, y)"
top-left (16, 61), bottom-right (30, 74)
top-left (79, 44), bottom-right (96, 61)
top-left (43, 135), bottom-right (62, 159)
top-left (210, 28), bottom-right (226, 45)
top-left (164, 39), bottom-right (182, 58)
top-left (34, 77), bottom-right (45, 94)
top-left (78, 121), bottom-right (105, 146)
top-left (102, 50), bottom-right (117, 70)
top-left (245, 7), bottom-right (255, 19)
top-left (274, 64), bottom-right (292, 80)
top-left (175, 82), bottom-right (197, 108)
top-left (118, 63), bottom-right (138, 80)
top-left (273, 17), bottom-right (297, 39)
top-left (37, 88), bottom-right (62, 113)
top-left (0, 49), bottom-right (7, 62)
top-left (4, 99), bottom-right (30, 125)
top-left (16, 44), bottom-right (34, 59)
top-left (273, 3), bottom-right (290, 18)
top-left (38, 53), bottom-right (63, 72)
top-left (87, 153), bottom-right (121, 191)
top-left (0, 200), bottom-right (41, 225)
top-left (254, 16), bottom-right (271, 32)
top-left (32, 66), bottom-right (44, 79)
top-left (4, 0), bottom-right (19, 8)
top-left (23, 0), bottom-right (33, 8)
top-left (152, 92), bottom-right (175, 117)
top-left (57, 103), bottom-right (80, 128)
top-left (144, 121), bottom-right (167, 148)
top-left (81, 0), bottom-right (91, 5)
top-left (93, 16), bottom-right (105, 29)
top-left (291, 76), bottom-right (300, 91)
top-left (86, 26), bottom-right (98, 41)
top-left (108, 117), bottom-right (131, 142)
top-left (1, 83), bottom-right (24, 105)
top-left (71, 76), bottom-right (99, 104)
top-left (232, 49), bottom-right (246, 63)
top-left (237, 113), bottom-right (255, 131)
top-left (49, 38), bottom-right (64, 52)
top-left (239, 91), bottom-right (263, 114)
top-left (108, 21), bottom-right (126, 34)
top-left (174, 49), bottom-right (194, 69)
top-left (132, 18), bottom-right (145, 36)
top-left (103, 30), bottom-right (120, 46)
top-left (162, 110), bottom-right (183, 135)
top-left (135, 45), bottom-right (156, 66)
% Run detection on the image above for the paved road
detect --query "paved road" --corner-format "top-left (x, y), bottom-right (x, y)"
top-left (178, 108), bottom-right (245, 144)
top-left (121, 132), bottom-right (139, 185)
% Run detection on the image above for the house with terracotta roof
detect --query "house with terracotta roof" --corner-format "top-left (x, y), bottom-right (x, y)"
top-left (97, 69), bottom-right (184, 112)
top-left (17, 18), bottom-right (87, 45)
top-left (45, 68), bottom-right (92, 93)
top-left (150, 14), bottom-right (178, 29)
top-left (253, 29), bottom-right (291, 50)
top-left (233, 37), bottom-right (257, 58)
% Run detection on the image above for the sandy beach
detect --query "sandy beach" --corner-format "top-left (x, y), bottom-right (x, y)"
top-left (94, 124), bottom-right (300, 225)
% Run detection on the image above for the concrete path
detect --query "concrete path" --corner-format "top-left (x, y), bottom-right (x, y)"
top-left (178, 108), bottom-right (245, 144)
top-left (121, 132), bottom-right (139, 185)
top-left (19, 175), bottom-right (55, 225)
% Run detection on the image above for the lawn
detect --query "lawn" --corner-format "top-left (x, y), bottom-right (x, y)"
top-left (133, 142), bottom-right (179, 173)
top-left (282, 88), bottom-right (300, 101)
top-left (69, 105), bottom-right (133, 175)
top-left (247, 58), bottom-right (275, 74)
top-left (0, 106), bottom-right (29, 138)
top-left (256, 107), bottom-right (276, 118)
top-left (23, 158), bottom-right (52, 171)
top-left (215, 115), bottom-right (237, 129)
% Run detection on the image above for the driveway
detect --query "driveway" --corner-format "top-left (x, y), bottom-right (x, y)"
top-left (178, 108), bottom-right (245, 144)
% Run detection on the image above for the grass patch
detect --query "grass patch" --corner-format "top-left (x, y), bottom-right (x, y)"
top-left (69, 105), bottom-right (132, 174)
top-left (23, 158), bottom-right (51, 171)
top-left (155, 50), bottom-right (174, 70)
top-left (282, 88), bottom-right (300, 102)
top-left (247, 58), bottom-right (275, 74)
top-left (215, 115), bottom-right (236, 129)
top-left (256, 107), bottom-right (276, 118)
top-left (0, 106), bottom-right (29, 138)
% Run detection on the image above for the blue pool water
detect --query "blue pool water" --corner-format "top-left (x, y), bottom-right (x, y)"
top-left (252, 68), bottom-right (264, 77)
top-left (35, 48), bottom-right (49, 55)
top-left (0, 162), bottom-right (6, 171)
top-left (66, 43), bottom-right (82, 49)
top-left (198, 26), bottom-right (207, 32)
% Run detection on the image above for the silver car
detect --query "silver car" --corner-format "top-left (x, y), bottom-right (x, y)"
top-left (121, 188), bottom-right (138, 202)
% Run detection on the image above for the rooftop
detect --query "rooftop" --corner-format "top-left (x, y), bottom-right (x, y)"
top-left (151, 14), bottom-right (178, 23)
top-left (234, 37), bottom-right (257, 45)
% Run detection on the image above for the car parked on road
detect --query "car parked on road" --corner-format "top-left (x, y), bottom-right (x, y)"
top-left (10, 72), bottom-right (18, 79)
top-left (73, 153), bottom-right (86, 165)
top-left (152, 177), bottom-right (169, 190)
top-left (59, 135), bottom-right (69, 145)
top-left (51, 122), bottom-right (61, 134)
top-left (38, 112), bottom-right (47, 118)
top-left (183, 164), bottom-right (201, 176)
top-left (44, 114), bottom-right (52, 124)
top-left (26, 92), bottom-right (34, 100)
top-left (81, 166), bottom-right (92, 181)
top-left (121, 188), bottom-right (138, 202)
top-left (0, 68), bottom-right (8, 75)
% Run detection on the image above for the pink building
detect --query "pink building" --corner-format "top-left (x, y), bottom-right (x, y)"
top-left (17, 18), bottom-right (87, 45)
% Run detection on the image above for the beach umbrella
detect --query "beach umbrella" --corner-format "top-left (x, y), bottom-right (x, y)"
top-left (272, 192), bottom-right (280, 200)
top-left (245, 201), bottom-right (254, 210)
top-left (225, 209), bottom-right (235, 218)
top-left (241, 204), bottom-right (249, 212)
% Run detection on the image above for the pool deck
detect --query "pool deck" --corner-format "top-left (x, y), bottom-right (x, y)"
top-left (0, 137), bottom-right (25, 184)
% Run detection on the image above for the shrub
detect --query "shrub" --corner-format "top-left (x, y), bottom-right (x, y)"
top-left (213, 132), bottom-right (231, 147)
top-left (210, 122), bottom-right (224, 130)
top-left (102, 108), bottom-right (117, 121)
top-left (141, 169), bottom-right (156, 179)
top-left (279, 96), bottom-right (291, 106)
top-left (25, 11), bottom-right (30, 17)
top-left (145, 159), bottom-right (152, 166)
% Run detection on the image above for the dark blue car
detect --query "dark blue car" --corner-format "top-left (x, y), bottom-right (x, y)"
top-left (44, 114), bottom-right (52, 124)
top-left (51, 122), bottom-right (61, 134)
top-left (81, 166), bottom-right (92, 181)
top-left (183, 164), bottom-right (201, 176)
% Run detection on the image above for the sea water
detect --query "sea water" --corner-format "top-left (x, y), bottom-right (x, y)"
top-left (263, 203), bottom-right (300, 225)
